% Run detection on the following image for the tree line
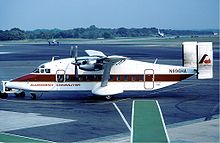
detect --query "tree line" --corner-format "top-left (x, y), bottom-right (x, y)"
top-left (0, 25), bottom-right (214, 41)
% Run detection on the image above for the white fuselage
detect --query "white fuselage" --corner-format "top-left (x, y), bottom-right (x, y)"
top-left (6, 58), bottom-right (196, 93)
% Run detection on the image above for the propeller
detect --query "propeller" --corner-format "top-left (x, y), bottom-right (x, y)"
top-left (71, 46), bottom-right (79, 79)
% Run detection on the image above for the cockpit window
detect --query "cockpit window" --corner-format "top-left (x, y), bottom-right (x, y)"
top-left (40, 65), bottom-right (45, 68)
top-left (40, 69), bottom-right (44, 73)
top-left (33, 68), bottom-right (39, 73)
top-left (45, 69), bottom-right (51, 73)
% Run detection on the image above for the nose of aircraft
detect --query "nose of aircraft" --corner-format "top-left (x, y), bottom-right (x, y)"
top-left (5, 81), bottom-right (23, 90)
top-left (5, 81), bottom-right (15, 89)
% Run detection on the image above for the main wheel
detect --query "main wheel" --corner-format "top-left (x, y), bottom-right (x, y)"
top-left (105, 95), bottom-right (113, 100)
top-left (31, 93), bottom-right (37, 100)
top-left (15, 92), bottom-right (25, 98)
top-left (0, 93), bottom-right (8, 99)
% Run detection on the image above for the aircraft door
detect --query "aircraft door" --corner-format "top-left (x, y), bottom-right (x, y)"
top-left (56, 70), bottom-right (65, 82)
top-left (144, 69), bottom-right (154, 89)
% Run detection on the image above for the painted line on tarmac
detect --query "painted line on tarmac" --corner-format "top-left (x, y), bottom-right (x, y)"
top-left (113, 102), bottom-right (131, 131)
top-left (0, 132), bottom-right (55, 143)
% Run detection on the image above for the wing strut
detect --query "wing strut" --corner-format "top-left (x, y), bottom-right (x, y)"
top-left (101, 62), bottom-right (114, 87)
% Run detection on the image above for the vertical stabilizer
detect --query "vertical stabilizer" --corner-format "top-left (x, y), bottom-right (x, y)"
top-left (182, 42), bottom-right (213, 79)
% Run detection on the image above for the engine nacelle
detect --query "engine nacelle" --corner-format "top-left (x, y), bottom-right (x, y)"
top-left (79, 63), bottom-right (103, 71)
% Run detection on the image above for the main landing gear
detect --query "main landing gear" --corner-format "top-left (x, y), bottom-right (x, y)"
top-left (15, 91), bottom-right (25, 98)
top-left (30, 93), bottom-right (37, 100)
top-left (105, 95), bottom-right (113, 100)
top-left (0, 92), bottom-right (8, 99)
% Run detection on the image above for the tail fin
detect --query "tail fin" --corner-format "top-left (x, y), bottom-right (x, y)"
top-left (182, 42), bottom-right (213, 79)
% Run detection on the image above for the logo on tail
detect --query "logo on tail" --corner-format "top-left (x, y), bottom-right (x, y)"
top-left (199, 54), bottom-right (211, 64)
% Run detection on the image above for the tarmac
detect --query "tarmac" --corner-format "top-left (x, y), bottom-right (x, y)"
top-left (0, 104), bottom-right (219, 143)
top-left (0, 43), bottom-right (219, 142)
top-left (77, 116), bottom-right (220, 143)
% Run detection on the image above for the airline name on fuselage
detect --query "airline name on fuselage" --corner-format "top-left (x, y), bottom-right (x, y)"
top-left (169, 69), bottom-right (187, 73)
top-left (30, 83), bottom-right (81, 86)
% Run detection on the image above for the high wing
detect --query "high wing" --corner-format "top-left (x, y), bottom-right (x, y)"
top-left (85, 50), bottom-right (106, 57)
top-left (92, 55), bottom-right (126, 96)
top-left (101, 55), bottom-right (127, 87)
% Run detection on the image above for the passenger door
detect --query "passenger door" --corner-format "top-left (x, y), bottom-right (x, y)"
top-left (56, 70), bottom-right (65, 82)
top-left (144, 69), bottom-right (154, 89)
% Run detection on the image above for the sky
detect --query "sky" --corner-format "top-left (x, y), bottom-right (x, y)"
top-left (0, 0), bottom-right (219, 30)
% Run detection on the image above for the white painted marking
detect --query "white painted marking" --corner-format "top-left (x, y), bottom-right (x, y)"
top-left (0, 110), bottom-right (76, 132)
top-left (130, 100), bottom-right (135, 143)
top-left (112, 102), bottom-right (131, 131)
top-left (0, 132), bottom-right (55, 143)
top-left (156, 100), bottom-right (170, 143)
top-left (0, 52), bottom-right (12, 54)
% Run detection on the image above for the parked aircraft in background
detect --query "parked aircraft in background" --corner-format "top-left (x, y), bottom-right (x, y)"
top-left (48, 39), bottom-right (59, 46)
top-left (158, 29), bottom-right (165, 37)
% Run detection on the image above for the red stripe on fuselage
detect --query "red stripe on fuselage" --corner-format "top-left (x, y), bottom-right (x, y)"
top-left (12, 74), bottom-right (194, 82)
top-left (12, 74), bottom-right (55, 82)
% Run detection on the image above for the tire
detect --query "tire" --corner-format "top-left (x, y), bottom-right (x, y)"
top-left (105, 95), bottom-right (112, 100)
top-left (15, 92), bottom-right (25, 98)
top-left (31, 93), bottom-right (36, 100)
top-left (0, 93), bottom-right (8, 99)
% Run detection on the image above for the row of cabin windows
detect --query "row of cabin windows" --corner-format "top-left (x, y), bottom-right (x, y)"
top-left (56, 74), bottom-right (146, 82)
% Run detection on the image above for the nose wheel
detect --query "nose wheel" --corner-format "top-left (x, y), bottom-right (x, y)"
top-left (30, 93), bottom-right (37, 100)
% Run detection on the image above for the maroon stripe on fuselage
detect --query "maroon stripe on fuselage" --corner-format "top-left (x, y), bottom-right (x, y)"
top-left (12, 74), bottom-right (194, 82)
top-left (12, 74), bottom-right (55, 82)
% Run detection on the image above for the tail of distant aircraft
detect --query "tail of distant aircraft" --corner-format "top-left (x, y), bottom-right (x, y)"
top-left (182, 42), bottom-right (213, 79)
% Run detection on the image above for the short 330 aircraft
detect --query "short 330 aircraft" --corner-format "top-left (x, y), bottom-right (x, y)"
top-left (1, 42), bottom-right (213, 100)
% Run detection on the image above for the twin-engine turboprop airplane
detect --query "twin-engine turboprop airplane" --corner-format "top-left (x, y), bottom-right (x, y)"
top-left (0, 42), bottom-right (213, 100)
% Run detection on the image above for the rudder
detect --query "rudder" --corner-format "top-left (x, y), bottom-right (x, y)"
top-left (182, 41), bottom-right (213, 79)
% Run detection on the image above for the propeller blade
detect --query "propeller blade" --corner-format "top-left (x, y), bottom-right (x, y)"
top-left (75, 64), bottom-right (78, 78)
top-left (70, 45), bottom-right (78, 58)
top-left (74, 45), bottom-right (78, 59)
top-left (70, 46), bottom-right (74, 58)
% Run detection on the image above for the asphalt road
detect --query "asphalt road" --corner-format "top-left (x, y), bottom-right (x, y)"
top-left (0, 43), bottom-right (219, 142)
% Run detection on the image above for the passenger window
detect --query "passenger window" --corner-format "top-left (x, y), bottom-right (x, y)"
top-left (65, 75), bottom-right (70, 81)
top-left (40, 65), bottom-right (45, 68)
top-left (140, 75), bottom-right (144, 81)
top-left (132, 75), bottom-right (136, 81)
top-left (116, 75), bottom-right (120, 81)
top-left (124, 75), bottom-right (128, 81)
